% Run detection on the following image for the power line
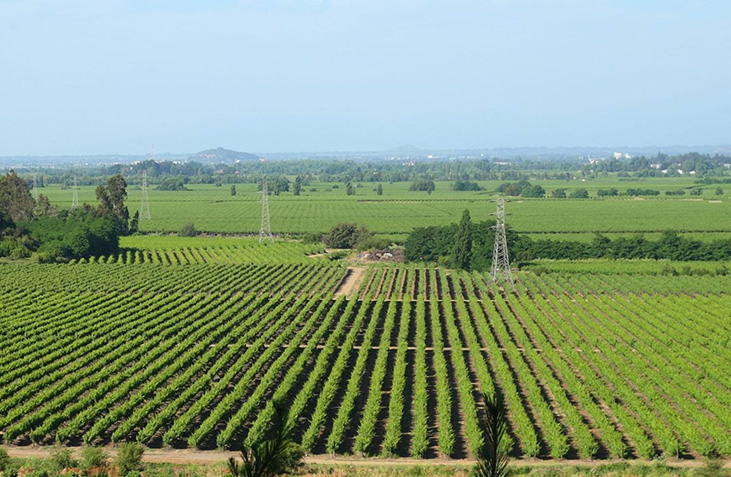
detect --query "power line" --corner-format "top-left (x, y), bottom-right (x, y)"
top-left (259, 181), bottom-right (273, 243)
top-left (140, 170), bottom-right (151, 220)
top-left (71, 176), bottom-right (79, 209)
top-left (490, 198), bottom-right (514, 285)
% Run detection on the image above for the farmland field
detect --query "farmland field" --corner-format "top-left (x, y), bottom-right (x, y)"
top-left (1, 246), bottom-right (730, 461)
top-left (36, 181), bottom-right (731, 240)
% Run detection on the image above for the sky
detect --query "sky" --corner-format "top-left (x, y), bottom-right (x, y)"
top-left (1, 0), bottom-right (730, 156)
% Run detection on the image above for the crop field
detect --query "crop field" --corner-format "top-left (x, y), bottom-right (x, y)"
top-left (37, 182), bottom-right (731, 240)
top-left (1, 253), bottom-right (729, 461)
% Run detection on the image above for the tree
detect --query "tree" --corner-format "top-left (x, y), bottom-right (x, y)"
top-left (474, 392), bottom-right (510, 477)
top-left (96, 174), bottom-right (130, 235)
top-left (452, 209), bottom-right (472, 270)
top-left (34, 194), bottom-right (57, 218)
top-left (325, 222), bottom-right (372, 249)
top-left (129, 210), bottom-right (140, 234)
top-left (569, 188), bottom-right (589, 199)
top-left (0, 170), bottom-right (35, 222)
top-left (715, 187), bottom-right (723, 196)
top-left (228, 400), bottom-right (303, 477)
top-left (346, 182), bottom-right (355, 196)
top-left (179, 223), bottom-right (198, 237)
top-left (551, 188), bottom-right (567, 198)
top-left (521, 184), bottom-right (545, 198)
top-left (231, 184), bottom-right (237, 196)
top-left (375, 183), bottom-right (383, 195)
top-left (409, 179), bottom-right (436, 194)
top-left (293, 176), bottom-right (302, 196)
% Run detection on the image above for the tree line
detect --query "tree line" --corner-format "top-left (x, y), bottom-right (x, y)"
top-left (404, 210), bottom-right (731, 270)
top-left (0, 171), bottom-right (132, 262)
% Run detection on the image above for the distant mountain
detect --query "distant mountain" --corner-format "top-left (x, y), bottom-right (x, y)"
top-left (189, 147), bottom-right (260, 163)
top-left (390, 144), bottom-right (421, 153)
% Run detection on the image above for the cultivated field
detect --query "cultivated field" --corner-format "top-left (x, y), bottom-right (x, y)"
top-left (1, 243), bottom-right (729, 461)
top-left (37, 180), bottom-right (731, 240)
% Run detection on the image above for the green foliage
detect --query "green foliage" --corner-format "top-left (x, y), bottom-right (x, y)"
top-left (497, 180), bottom-right (544, 198)
top-left (293, 176), bottom-right (302, 196)
top-left (356, 236), bottom-right (392, 251)
top-left (409, 179), bottom-right (435, 194)
top-left (627, 188), bottom-right (660, 196)
top-left (34, 194), bottom-right (57, 218)
top-left (301, 232), bottom-right (323, 244)
top-left (156, 176), bottom-right (189, 191)
top-left (96, 174), bottom-right (130, 235)
top-left (50, 448), bottom-right (78, 471)
top-left (0, 170), bottom-right (35, 222)
top-left (179, 223), bottom-right (198, 237)
top-left (325, 223), bottom-right (372, 249)
top-left (346, 182), bottom-right (355, 196)
top-left (21, 209), bottom-right (119, 262)
top-left (405, 219), bottom-right (511, 271)
top-left (596, 188), bottom-right (619, 197)
top-left (228, 400), bottom-right (303, 477)
top-left (115, 442), bottom-right (145, 475)
top-left (452, 209), bottom-right (473, 270)
top-left (231, 184), bottom-right (237, 196)
top-left (375, 183), bottom-right (383, 195)
top-left (569, 188), bottom-right (589, 198)
top-left (521, 184), bottom-right (545, 198)
top-left (551, 188), bottom-right (567, 198)
top-left (453, 180), bottom-right (483, 191)
top-left (0, 447), bottom-right (11, 471)
top-left (474, 392), bottom-right (510, 477)
top-left (129, 211), bottom-right (140, 235)
top-left (80, 446), bottom-right (108, 470)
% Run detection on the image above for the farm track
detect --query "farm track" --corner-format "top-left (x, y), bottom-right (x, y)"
top-left (1, 264), bottom-right (730, 461)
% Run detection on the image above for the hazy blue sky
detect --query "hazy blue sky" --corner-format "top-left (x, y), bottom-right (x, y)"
top-left (1, 0), bottom-right (730, 155)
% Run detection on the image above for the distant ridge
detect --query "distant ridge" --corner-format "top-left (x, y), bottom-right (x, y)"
top-left (390, 144), bottom-right (421, 153)
top-left (189, 147), bottom-right (260, 163)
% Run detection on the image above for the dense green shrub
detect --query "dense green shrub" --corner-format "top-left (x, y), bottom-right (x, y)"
top-left (81, 446), bottom-right (108, 471)
top-left (115, 442), bottom-right (145, 475)
top-left (179, 223), bottom-right (198, 237)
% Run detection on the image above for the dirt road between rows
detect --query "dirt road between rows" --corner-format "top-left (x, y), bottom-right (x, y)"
top-left (3, 446), bottom-right (728, 469)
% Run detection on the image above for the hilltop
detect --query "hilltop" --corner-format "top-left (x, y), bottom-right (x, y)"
top-left (189, 147), bottom-right (260, 163)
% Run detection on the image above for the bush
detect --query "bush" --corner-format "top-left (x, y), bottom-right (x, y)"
top-left (115, 442), bottom-right (144, 475)
top-left (179, 223), bottom-right (198, 237)
top-left (81, 446), bottom-right (108, 471)
top-left (50, 448), bottom-right (78, 471)
top-left (325, 223), bottom-right (372, 249)
top-left (0, 448), bottom-right (11, 471)
top-left (356, 236), bottom-right (392, 251)
top-left (301, 232), bottom-right (323, 244)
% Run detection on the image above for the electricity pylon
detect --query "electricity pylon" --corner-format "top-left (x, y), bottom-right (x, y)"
top-left (71, 176), bottom-right (79, 209)
top-left (140, 170), bottom-right (151, 220)
top-left (259, 181), bottom-right (273, 243)
top-left (490, 198), bottom-right (514, 285)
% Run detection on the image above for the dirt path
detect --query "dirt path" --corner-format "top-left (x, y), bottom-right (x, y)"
top-left (335, 266), bottom-right (366, 298)
top-left (2, 446), bottom-right (728, 469)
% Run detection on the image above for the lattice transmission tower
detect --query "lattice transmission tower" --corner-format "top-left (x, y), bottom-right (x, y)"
top-left (140, 170), bottom-right (151, 220)
top-left (71, 176), bottom-right (79, 209)
top-left (490, 198), bottom-right (514, 285)
top-left (259, 181), bottom-right (273, 243)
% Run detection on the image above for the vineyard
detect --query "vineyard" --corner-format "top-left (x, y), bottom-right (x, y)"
top-left (1, 259), bottom-right (730, 461)
top-left (36, 183), bottom-right (731, 241)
